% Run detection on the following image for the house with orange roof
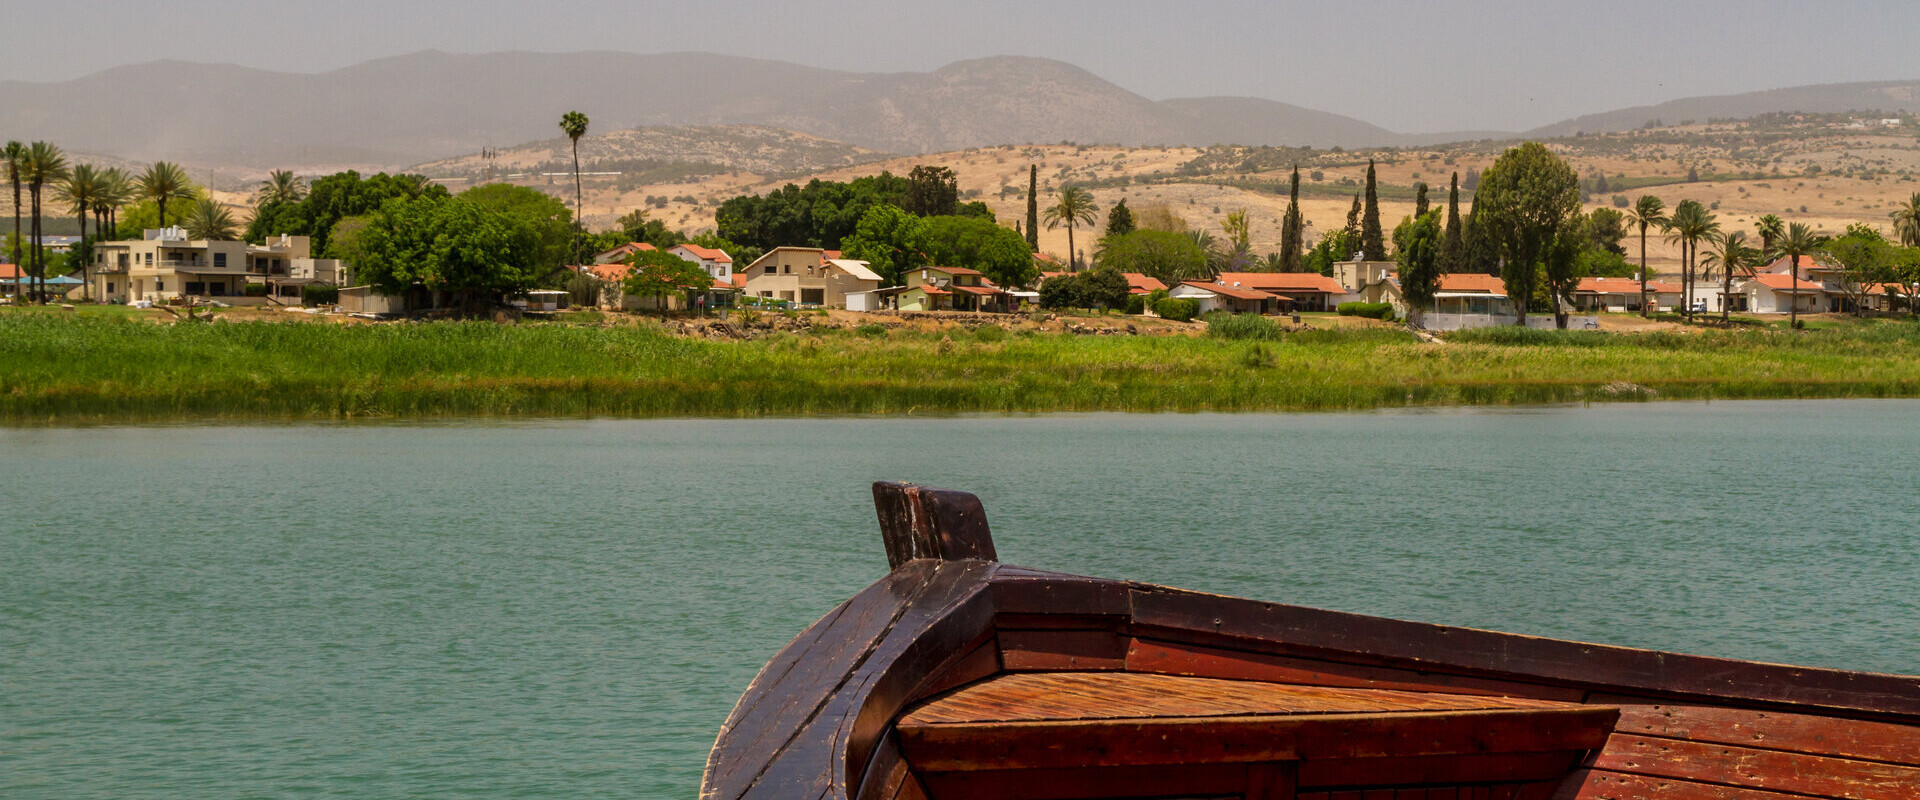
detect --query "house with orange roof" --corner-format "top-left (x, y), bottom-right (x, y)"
top-left (1570, 276), bottom-right (1682, 312)
top-left (886, 266), bottom-right (1013, 313)
top-left (668, 243), bottom-right (734, 283)
top-left (593, 242), bottom-right (656, 265)
top-left (1741, 273), bottom-right (1825, 314)
top-left (1213, 272), bottom-right (1354, 312)
top-left (1167, 280), bottom-right (1288, 315)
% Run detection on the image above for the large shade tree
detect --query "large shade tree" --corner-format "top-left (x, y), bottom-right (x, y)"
top-left (1042, 186), bottom-right (1098, 271)
top-left (1473, 142), bottom-right (1580, 327)
top-left (354, 195), bottom-right (540, 307)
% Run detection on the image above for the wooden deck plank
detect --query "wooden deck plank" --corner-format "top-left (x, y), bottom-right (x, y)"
top-left (1128, 638), bottom-right (1588, 702)
top-left (901, 672), bottom-right (1584, 727)
top-left (1609, 703), bottom-right (1920, 766)
top-left (1298, 753), bottom-right (1585, 790)
top-left (1550, 769), bottom-right (1812, 800)
top-left (1589, 733), bottom-right (1920, 800)
top-left (918, 763), bottom-right (1248, 800)
top-left (900, 707), bottom-right (1617, 772)
top-left (1126, 586), bottom-right (1920, 719)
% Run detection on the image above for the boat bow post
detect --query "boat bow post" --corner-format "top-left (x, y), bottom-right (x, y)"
top-left (873, 481), bottom-right (998, 568)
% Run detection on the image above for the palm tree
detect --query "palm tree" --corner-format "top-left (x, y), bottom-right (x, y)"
top-left (54, 164), bottom-right (100, 299)
top-left (1891, 193), bottom-right (1920, 248)
top-left (1043, 186), bottom-right (1098, 271)
top-left (253, 169), bottom-right (306, 208)
top-left (182, 197), bottom-right (240, 240)
top-left (96, 167), bottom-right (134, 240)
top-left (559, 111), bottom-right (590, 261)
top-left (3, 142), bottom-right (24, 298)
top-left (1774, 222), bottom-right (1820, 330)
top-left (1701, 230), bottom-right (1755, 324)
top-left (137, 161), bottom-right (194, 229)
top-left (1623, 195), bottom-right (1667, 316)
top-left (1664, 200), bottom-right (1718, 321)
top-left (1754, 214), bottom-right (1785, 255)
top-left (22, 142), bottom-right (69, 302)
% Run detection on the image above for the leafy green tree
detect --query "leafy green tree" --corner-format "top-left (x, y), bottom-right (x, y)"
top-left (1082, 267), bottom-right (1131, 310)
top-left (905, 165), bottom-right (959, 217)
top-left (714, 172), bottom-right (911, 251)
top-left (182, 197), bottom-right (240, 240)
top-left (1360, 159), bottom-right (1386, 260)
top-left (1396, 209), bottom-right (1443, 321)
top-left (1436, 172), bottom-right (1466, 275)
top-left (4, 142), bottom-right (23, 276)
top-left (923, 215), bottom-right (1036, 289)
top-left (1038, 272), bottom-right (1086, 309)
top-left (136, 161), bottom-right (192, 230)
top-left (1304, 228), bottom-right (1356, 277)
top-left (622, 248), bottom-right (715, 309)
top-left (1821, 225), bottom-right (1893, 317)
top-left (1279, 165), bottom-right (1305, 272)
top-left (1774, 221), bottom-right (1820, 329)
top-left (1624, 196), bottom-right (1668, 316)
top-left (1581, 207), bottom-right (1628, 256)
top-left (245, 170), bottom-right (448, 254)
top-left (1105, 199), bottom-right (1135, 237)
top-left (460, 183), bottom-right (575, 278)
top-left (1043, 186), bottom-right (1098, 270)
top-left (1094, 229), bottom-right (1210, 286)
top-left (1543, 225), bottom-right (1587, 328)
top-left (1890, 193), bottom-right (1920, 248)
top-left (1414, 182), bottom-right (1429, 217)
top-left (1342, 195), bottom-right (1362, 258)
top-left (1026, 165), bottom-right (1039, 252)
top-left (840, 204), bottom-right (930, 285)
top-left (559, 110), bottom-right (590, 258)
top-left (354, 195), bottom-right (540, 306)
top-left (1474, 142), bottom-right (1580, 327)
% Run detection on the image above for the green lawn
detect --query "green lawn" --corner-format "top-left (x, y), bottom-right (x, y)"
top-left (5, 312), bottom-right (1920, 422)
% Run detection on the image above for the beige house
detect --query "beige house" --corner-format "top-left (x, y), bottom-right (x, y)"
top-left (738, 247), bottom-right (881, 307)
top-left (90, 228), bottom-right (341, 303)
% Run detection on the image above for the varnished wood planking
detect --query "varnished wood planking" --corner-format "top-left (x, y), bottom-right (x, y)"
top-left (918, 763), bottom-right (1250, 800)
top-left (1127, 638), bottom-right (1587, 702)
top-left (1551, 769), bottom-right (1809, 800)
top-left (900, 708), bottom-right (1615, 772)
top-left (1588, 733), bottom-right (1920, 800)
top-left (1608, 703), bottom-right (1920, 766)
top-left (996, 630), bottom-right (1129, 671)
top-left (902, 672), bottom-right (1583, 726)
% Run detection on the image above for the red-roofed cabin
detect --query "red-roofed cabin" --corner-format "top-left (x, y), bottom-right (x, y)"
top-left (1570, 277), bottom-right (1682, 313)
top-left (1213, 272), bottom-right (1351, 312)
top-left (1167, 281), bottom-right (1289, 315)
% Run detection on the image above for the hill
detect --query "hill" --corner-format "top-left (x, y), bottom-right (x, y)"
top-left (1529, 80), bottom-right (1920, 137)
top-left (0, 51), bottom-right (1420, 169)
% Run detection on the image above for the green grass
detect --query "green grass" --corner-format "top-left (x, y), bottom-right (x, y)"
top-left (6, 313), bottom-right (1920, 423)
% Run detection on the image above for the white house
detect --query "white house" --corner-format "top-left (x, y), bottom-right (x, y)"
top-left (1742, 273), bottom-right (1824, 314)
top-left (1168, 281), bottom-right (1286, 315)
top-left (668, 243), bottom-right (733, 283)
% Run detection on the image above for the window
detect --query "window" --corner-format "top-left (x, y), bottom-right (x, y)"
top-left (765, 264), bottom-right (777, 275)
top-left (185, 282), bottom-right (205, 294)
top-left (107, 282), bottom-right (116, 294)
top-left (156, 280), bottom-right (165, 291)
top-left (213, 253), bottom-right (227, 268)
top-left (144, 253), bottom-right (153, 266)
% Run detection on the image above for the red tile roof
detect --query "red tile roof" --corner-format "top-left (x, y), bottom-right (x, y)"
top-left (586, 263), bottom-right (632, 282)
top-left (910, 284), bottom-right (951, 295)
top-left (1181, 281), bottom-right (1277, 301)
top-left (674, 243), bottom-right (733, 263)
top-left (1214, 272), bottom-right (1346, 294)
top-left (926, 265), bottom-right (984, 276)
top-left (710, 279), bottom-right (735, 291)
top-left (1122, 273), bottom-right (1168, 293)
top-left (0, 263), bottom-right (21, 279)
top-left (952, 285), bottom-right (1007, 296)
top-left (1575, 277), bottom-right (1681, 294)
top-left (1436, 273), bottom-right (1507, 293)
top-left (730, 274), bottom-right (749, 289)
top-left (1748, 273), bottom-right (1826, 292)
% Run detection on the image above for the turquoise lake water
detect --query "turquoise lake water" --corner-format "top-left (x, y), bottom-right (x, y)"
top-left (4, 401), bottom-right (1918, 798)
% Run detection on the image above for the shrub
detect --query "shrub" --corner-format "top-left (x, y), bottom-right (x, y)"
top-left (302, 285), bottom-right (340, 305)
top-left (1336, 301), bottom-right (1394, 319)
top-left (1153, 297), bottom-right (1200, 322)
top-left (1125, 294), bottom-right (1147, 315)
top-left (1206, 311), bottom-right (1284, 341)
top-left (243, 284), bottom-right (269, 297)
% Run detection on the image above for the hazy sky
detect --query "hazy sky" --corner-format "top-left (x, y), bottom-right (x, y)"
top-left (9, 0), bottom-right (1920, 132)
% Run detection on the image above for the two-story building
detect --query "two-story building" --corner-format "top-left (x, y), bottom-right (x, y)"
top-left (90, 228), bottom-right (341, 303)
top-left (738, 247), bottom-right (881, 307)
top-left (669, 243), bottom-right (733, 283)
top-left (885, 266), bottom-right (1013, 312)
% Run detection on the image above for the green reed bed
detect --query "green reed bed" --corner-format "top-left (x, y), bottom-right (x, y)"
top-left (6, 313), bottom-right (1920, 422)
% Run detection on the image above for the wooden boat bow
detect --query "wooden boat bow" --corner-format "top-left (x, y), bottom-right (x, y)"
top-left (703, 482), bottom-right (1920, 800)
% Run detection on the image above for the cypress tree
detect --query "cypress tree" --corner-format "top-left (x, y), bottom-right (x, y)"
top-left (1360, 159), bottom-right (1386, 260)
top-left (1414, 182), bottom-right (1429, 218)
top-left (1344, 195), bottom-right (1362, 259)
top-left (1278, 165), bottom-right (1304, 272)
top-left (1436, 172), bottom-right (1465, 274)
top-left (1025, 165), bottom-right (1039, 252)
top-left (1105, 199), bottom-right (1134, 237)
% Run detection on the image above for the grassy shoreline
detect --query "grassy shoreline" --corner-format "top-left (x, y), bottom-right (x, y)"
top-left (6, 313), bottom-right (1920, 423)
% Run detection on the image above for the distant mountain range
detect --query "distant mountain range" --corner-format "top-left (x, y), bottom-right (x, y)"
top-left (2, 51), bottom-right (1916, 169)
